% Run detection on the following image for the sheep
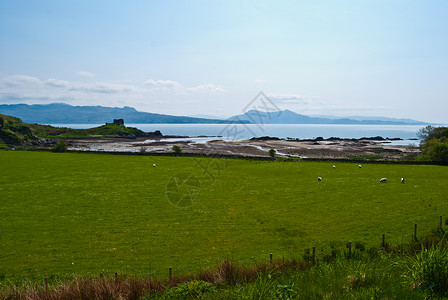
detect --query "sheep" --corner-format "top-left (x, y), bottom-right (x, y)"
top-left (333, 165), bottom-right (336, 169)
top-left (359, 164), bottom-right (362, 168)
top-left (318, 177), bottom-right (322, 181)
top-left (153, 164), bottom-right (156, 167)
top-left (380, 178), bottom-right (387, 183)
top-left (401, 177), bottom-right (405, 183)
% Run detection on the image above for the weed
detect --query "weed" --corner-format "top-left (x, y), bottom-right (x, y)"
top-left (163, 280), bottom-right (216, 299)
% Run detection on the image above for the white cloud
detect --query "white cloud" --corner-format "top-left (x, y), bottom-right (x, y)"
top-left (46, 78), bottom-right (140, 94)
top-left (2, 74), bottom-right (42, 87)
top-left (266, 93), bottom-right (389, 115)
top-left (76, 71), bottom-right (95, 77)
top-left (46, 78), bottom-right (71, 88)
top-left (186, 83), bottom-right (225, 93)
top-left (144, 79), bottom-right (182, 89)
top-left (0, 93), bottom-right (74, 103)
top-left (267, 93), bottom-right (323, 105)
top-left (77, 82), bottom-right (139, 94)
top-left (144, 79), bottom-right (225, 94)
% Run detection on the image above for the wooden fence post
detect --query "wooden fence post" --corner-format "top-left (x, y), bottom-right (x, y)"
top-left (169, 267), bottom-right (172, 280)
top-left (414, 223), bottom-right (417, 241)
top-left (115, 272), bottom-right (118, 283)
top-left (312, 246), bottom-right (316, 265)
top-left (44, 277), bottom-right (48, 292)
top-left (348, 241), bottom-right (352, 258)
top-left (270, 253), bottom-right (273, 264)
top-left (382, 233), bottom-right (385, 248)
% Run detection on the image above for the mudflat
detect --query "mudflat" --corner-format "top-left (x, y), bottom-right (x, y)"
top-left (64, 136), bottom-right (419, 160)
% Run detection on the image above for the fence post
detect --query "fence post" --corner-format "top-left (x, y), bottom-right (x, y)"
top-left (414, 223), bottom-right (417, 241)
top-left (312, 246), bottom-right (316, 265)
top-left (270, 253), bottom-right (273, 264)
top-left (169, 267), bottom-right (172, 280)
top-left (115, 272), bottom-right (118, 283)
top-left (348, 241), bottom-right (352, 258)
top-left (382, 233), bottom-right (385, 248)
top-left (44, 277), bottom-right (48, 292)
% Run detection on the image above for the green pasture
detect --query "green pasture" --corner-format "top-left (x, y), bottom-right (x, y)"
top-left (0, 151), bottom-right (447, 285)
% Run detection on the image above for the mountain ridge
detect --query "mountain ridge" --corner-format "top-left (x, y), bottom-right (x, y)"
top-left (228, 109), bottom-right (428, 125)
top-left (0, 103), bottom-right (248, 124)
top-left (0, 103), bottom-right (429, 125)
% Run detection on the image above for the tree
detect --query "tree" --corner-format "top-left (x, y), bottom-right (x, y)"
top-left (417, 125), bottom-right (448, 146)
top-left (268, 148), bottom-right (276, 159)
top-left (53, 140), bottom-right (68, 152)
top-left (432, 142), bottom-right (448, 162)
top-left (422, 137), bottom-right (448, 162)
top-left (172, 145), bottom-right (182, 155)
top-left (418, 126), bottom-right (448, 162)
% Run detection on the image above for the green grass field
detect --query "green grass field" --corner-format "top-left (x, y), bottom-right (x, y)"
top-left (1, 151), bottom-right (447, 286)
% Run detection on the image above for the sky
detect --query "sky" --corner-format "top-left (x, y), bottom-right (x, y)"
top-left (0, 0), bottom-right (447, 123)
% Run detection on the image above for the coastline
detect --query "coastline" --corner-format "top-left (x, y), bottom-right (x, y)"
top-left (63, 135), bottom-right (419, 160)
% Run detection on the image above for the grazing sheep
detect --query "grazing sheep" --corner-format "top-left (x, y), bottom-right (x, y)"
top-left (359, 164), bottom-right (362, 168)
top-left (380, 178), bottom-right (387, 183)
top-left (318, 177), bottom-right (322, 181)
top-left (333, 165), bottom-right (336, 169)
top-left (401, 177), bottom-right (405, 183)
top-left (153, 164), bottom-right (156, 167)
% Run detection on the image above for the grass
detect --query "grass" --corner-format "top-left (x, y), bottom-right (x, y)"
top-left (3, 234), bottom-right (447, 299)
top-left (1, 150), bottom-right (447, 288)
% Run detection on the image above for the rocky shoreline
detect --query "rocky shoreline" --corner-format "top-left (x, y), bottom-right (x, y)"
top-left (63, 134), bottom-right (420, 160)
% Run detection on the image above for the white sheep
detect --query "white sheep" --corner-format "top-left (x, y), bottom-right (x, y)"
top-left (401, 177), bottom-right (405, 183)
top-left (359, 164), bottom-right (362, 168)
top-left (153, 164), bottom-right (156, 167)
top-left (318, 177), bottom-right (322, 181)
top-left (333, 165), bottom-right (336, 169)
top-left (380, 178), bottom-right (387, 183)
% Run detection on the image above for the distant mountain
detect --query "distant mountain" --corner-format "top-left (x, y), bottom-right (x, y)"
top-left (0, 103), bottom-right (248, 124)
top-left (229, 109), bottom-right (428, 125)
top-left (312, 114), bottom-right (427, 125)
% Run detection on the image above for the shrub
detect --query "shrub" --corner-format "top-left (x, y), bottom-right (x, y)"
top-left (269, 149), bottom-right (276, 159)
top-left (163, 280), bottom-right (216, 299)
top-left (0, 129), bottom-right (22, 145)
top-left (421, 137), bottom-right (448, 162)
top-left (53, 140), bottom-right (68, 152)
top-left (172, 145), bottom-right (182, 155)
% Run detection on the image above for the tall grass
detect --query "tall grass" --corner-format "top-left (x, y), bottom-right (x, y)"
top-left (399, 238), bottom-right (448, 297)
top-left (2, 231), bottom-right (446, 299)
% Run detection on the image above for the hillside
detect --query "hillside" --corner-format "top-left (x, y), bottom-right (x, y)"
top-left (0, 114), bottom-right (40, 145)
top-left (0, 114), bottom-right (162, 146)
top-left (0, 103), bottom-right (249, 124)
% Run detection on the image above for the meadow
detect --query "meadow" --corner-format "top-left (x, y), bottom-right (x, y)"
top-left (0, 150), bottom-right (447, 287)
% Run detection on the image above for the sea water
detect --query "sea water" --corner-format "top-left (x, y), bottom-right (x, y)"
top-left (51, 123), bottom-right (426, 145)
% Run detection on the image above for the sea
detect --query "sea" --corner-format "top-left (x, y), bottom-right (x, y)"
top-left (50, 123), bottom-right (428, 146)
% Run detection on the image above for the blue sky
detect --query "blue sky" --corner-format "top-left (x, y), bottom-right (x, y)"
top-left (1, 0), bottom-right (447, 122)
